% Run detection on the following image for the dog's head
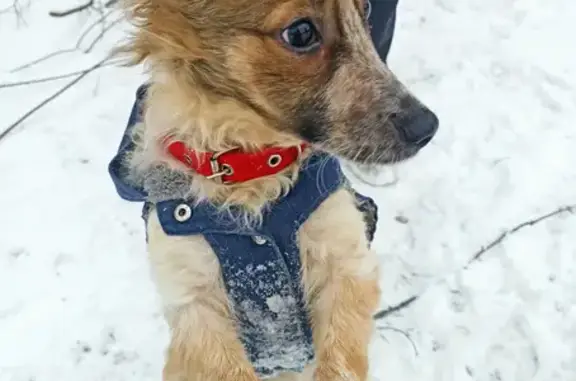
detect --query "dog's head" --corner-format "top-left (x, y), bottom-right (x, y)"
top-left (124, 0), bottom-right (438, 165)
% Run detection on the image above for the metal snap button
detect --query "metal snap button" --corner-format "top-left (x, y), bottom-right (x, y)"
top-left (173, 204), bottom-right (192, 222)
top-left (252, 235), bottom-right (267, 245)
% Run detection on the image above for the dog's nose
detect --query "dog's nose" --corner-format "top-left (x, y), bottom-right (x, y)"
top-left (392, 103), bottom-right (439, 148)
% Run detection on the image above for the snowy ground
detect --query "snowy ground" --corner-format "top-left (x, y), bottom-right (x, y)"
top-left (1, 0), bottom-right (575, 380)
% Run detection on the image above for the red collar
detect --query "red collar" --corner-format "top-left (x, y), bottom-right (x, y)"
top-left (166, 140), bottom-right (308, 184)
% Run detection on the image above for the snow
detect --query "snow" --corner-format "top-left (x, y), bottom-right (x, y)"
top-left (0, 0), bottom-right (575, 380)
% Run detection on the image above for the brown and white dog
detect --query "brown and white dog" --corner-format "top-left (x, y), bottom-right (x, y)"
top-left (113, 0), bottom-right (438, 380)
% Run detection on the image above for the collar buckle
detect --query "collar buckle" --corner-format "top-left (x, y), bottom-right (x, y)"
top-left (206, 147), bottom-right (238, 184)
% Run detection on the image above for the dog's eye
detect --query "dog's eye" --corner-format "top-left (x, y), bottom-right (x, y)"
top-left (280, 19), bottom-right (321, 53)
top-left (363, 0), bottom-right (372, 19)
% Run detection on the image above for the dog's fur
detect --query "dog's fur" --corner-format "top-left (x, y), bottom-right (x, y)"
top-left (117, 0), bottom-right (431, 380)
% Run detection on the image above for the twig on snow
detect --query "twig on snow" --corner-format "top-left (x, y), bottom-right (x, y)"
top-left (373, 296), bottom-right (418, 320)
top-left (0, 62), bottom-right (114, 89)
top-left (84, 16), bottom-right (122, 53)
top-left (75, 9), bottom-right (114, 50)
top-left (10, 8), bottom-right (118, 73)
top-left (0, 58), bottom-right (109, 143)
top-left (377, 325), bottom-right (419, 357)
top-left (373, 203), bottom-right (576, 320)
top-left (10, 49), bottom-right (78, 73)
top-left (0, 0), bottom-right (30, 26)
top-left (104, 0), bottom-right (119, 7)
top-left (49, 0), bottom-right (94, 17)
top-left (465, 204), bottom-right (576, 267)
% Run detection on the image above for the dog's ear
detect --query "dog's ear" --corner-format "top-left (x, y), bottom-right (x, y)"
top-left (114, 0), bottom-right (278, 66)
top-left (113, 0), bottom-right (208, 66)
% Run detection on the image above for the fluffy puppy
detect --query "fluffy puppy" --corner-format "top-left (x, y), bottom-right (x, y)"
top-left (112, 0), bottom-right (438, 380)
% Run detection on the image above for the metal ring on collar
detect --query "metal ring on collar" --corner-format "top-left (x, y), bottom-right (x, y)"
top-left (267, 154), bottom-right (282, 168)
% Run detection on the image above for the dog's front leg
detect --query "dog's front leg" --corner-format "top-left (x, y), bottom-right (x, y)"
top-left (310, 273), bottom-right (380, 381)
top-left (146, 213), bottom-right (259, 381)
top-left (162, 306), bottom-right (259, 381)
top-left (300, 189), bottom-right (381, 381)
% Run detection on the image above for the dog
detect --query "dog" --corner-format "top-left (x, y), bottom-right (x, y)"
top-left (108, 0), bottom-right (438, 380)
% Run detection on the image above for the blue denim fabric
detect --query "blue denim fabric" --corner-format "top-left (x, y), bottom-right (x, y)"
top-left (369, 0), bottom-right (399, 62)
top-left (108, 85), bottom-right (148, 202)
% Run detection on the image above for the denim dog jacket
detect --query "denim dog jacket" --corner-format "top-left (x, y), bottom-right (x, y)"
top-left (108, 85), bottom-right (378, 378)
